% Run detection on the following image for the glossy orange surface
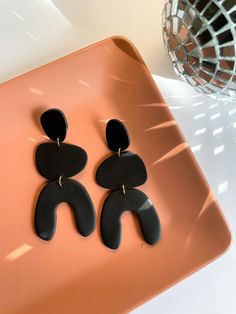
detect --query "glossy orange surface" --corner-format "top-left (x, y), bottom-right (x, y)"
top-left (0, 37), bottom-right (231, 314)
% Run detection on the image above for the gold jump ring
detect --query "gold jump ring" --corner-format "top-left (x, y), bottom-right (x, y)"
top-left (58, 176), bottom-right (63, 187)
top-left (122, 184), bottom-right (125, 195)
top-left (57, 137), bottom-right (60, 148)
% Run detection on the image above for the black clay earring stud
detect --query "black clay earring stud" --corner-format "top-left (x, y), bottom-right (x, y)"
top-left (96, 119), bottom-right (161, 249)
top-left (34, 108), bottom-right (96, 240)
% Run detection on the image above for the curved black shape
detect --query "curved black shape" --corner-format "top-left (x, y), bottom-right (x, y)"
top-left (40, 108), bottom-right (68, 142)
top-left (36, 143), bottom-right (87, 180)
top-left (100, 188), bottom-right (161, 249)
top-left (35, 179), bottom-right (96, 240)
top-left (106, 119), bottom-right (130, 152)
top-left (96, 151), bottom-right (147, 189)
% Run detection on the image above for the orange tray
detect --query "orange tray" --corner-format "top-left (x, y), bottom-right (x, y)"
top-left (0, 37), bottom-right (231, 314)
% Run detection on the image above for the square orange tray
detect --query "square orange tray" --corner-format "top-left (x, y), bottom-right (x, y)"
top-left (0, 37), bottom-right (231, 314)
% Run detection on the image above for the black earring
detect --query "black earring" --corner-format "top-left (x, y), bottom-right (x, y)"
top-left (96, 119), bottom-right (161, 249)
top-left (34, 109), bottom-right (96, 240)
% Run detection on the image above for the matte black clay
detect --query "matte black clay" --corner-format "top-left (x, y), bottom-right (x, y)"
top-left (35, 179), bottom-right (95, 240)
top-left (40, 108), bottom-right (68, 142)
top-left (96, 151), bottom-right (147, 189)
top-left (36, 143), bottom-right (87, 181)
top-left (106, 119), bottom-right (130, 152)
top-left (100, 189), bottom-right (161, 249)
top-left (96, 119), bottom-right (161, 249)
top-left (34, 109), bottom-right (95, 240)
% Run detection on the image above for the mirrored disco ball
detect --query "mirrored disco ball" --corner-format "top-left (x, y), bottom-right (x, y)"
top-left (163, 0), bottom-right (236, 101)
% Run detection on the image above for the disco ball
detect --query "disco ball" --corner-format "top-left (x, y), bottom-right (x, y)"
top-left (162, 0), bottom-right (236, 101)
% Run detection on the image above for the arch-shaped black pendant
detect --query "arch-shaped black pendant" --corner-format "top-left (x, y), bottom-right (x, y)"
top-left (35, 179), bottom-right (96, 240)
top-left (100, 188), bottom-right (161, 249)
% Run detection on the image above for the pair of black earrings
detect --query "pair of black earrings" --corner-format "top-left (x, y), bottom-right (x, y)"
top-left (34, 109), bottom-right (161, 249)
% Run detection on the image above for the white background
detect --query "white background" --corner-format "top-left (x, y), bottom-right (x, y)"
top-left (1, 1), bottom-right (236, 313)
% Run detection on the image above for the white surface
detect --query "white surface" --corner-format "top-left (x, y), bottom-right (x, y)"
top-left (132, 76), bottom-right (236, 314)
top-left (1, 1), bottom-right (236, 313)
top-left (0, 0), bottom-right (173, 83)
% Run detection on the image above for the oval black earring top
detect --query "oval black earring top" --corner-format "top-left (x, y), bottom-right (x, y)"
top-left (106, 119), bottom-right (130, 152)
top-left (40, 108), bottom-right (68, 142)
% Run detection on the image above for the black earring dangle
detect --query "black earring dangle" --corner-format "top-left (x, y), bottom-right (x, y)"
top-left (34, 109), bottom-right (96, 240)
top-left (96, 119), bottom-right (161, 249)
